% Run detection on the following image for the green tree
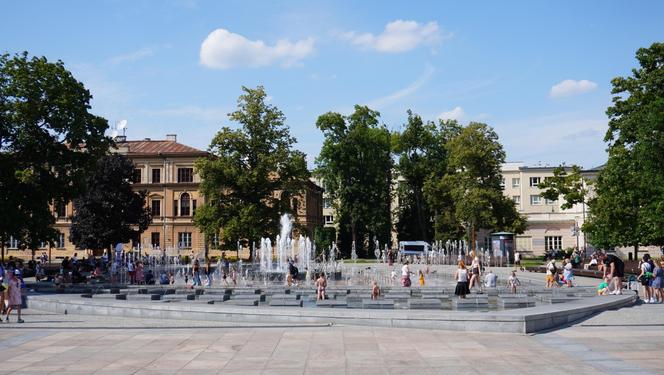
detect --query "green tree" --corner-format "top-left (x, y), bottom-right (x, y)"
top-left (393, 112), bottom-right (461, 242)
top-left (313, 226), bottom-right (336, 257)
top-left (194, 86), bottom-right (310, 253)
top-left (585, 42), bottom-right (664, 258)
top-left (315, 106), bottom-right (392, 257)
top-left (432, 122), bottom-right (525, 254)
top-left (69, 154), bottom-right (152, 253)
top-left (538, 165), bottom-right (589, 209)
top-left (0, 52), bottom-right (111, 260)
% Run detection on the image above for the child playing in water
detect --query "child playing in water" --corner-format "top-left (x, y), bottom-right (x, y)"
top-left (597, 277), bottom-right (610, 295)
top-left (316, 273), bottom-right (327, 301)
top-left (508, 271), bottom-right (521, 294)
top-left (418, 270), bottom-right (425, 287)
top-left (371, 280), bottom-right (380, 300)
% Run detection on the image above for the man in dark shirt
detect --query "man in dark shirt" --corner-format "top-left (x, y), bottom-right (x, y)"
top-left (603, 254), bottom-right (624, 295)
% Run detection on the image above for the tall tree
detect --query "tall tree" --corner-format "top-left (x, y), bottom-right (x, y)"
top-left (585, 42), bottom-right (664, 258)
top-left (315, 106), bottom-right (392, 257)
top-left (194, 86), bottom-right (310, 252)
top-left (0, 52), bottom-right (111, 260)
top-left (69, 154), bottom-right (151, 253)
top-left (393, 112), bottom-right (460, 242)
top-left (538, 165), bottom-right (589, 210)
top-left (432, 122), bottom-right (525, 254)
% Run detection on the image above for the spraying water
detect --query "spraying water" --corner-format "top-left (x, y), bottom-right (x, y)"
top-left (277, 214), bottom-right (292, 271)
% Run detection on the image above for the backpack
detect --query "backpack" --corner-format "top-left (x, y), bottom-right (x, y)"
top-left (549, 262), bottom-right (557, 273)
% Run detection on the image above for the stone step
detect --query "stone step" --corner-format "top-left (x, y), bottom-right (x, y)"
top-left (161, 295), bottom-right (190, 302)
top-left (361, 299), bottom-right (395, 309)
top-left (269, 299), bottom-right (303, 307)
top-left (316, 300), bottom-right (348, 308)
top-left (224, 299), bottom-right (259, 306)
top-left (499, 298), bottom-right (536, 308)
top-left (270, 294), bottom-right (299, 300)
top-left (452, 298), bottom-right (489, 309)
top-left (408, 299), bottom-right (442, 310)
top-left (231, 294), bottom-right (266, 302)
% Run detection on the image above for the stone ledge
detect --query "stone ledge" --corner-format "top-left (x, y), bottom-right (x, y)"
top-left (26, 293), bottom-right (636, 334)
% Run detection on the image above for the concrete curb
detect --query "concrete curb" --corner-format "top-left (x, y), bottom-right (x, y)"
top-left (26, 293), bottom-right (636, 334)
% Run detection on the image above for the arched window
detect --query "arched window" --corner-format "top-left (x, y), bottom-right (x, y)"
top-left (180, 193), bottom-right (190, 216)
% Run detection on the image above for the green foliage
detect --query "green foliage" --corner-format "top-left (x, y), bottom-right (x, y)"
top-left (538, 165), bottom-right (589, 210)
top-left (0, 52), bottom-right (111, 256)
top-left (427, 122), bottom-right (526, 249)
top-left (585, 43), bottom-right (664, 255)
top-left (69, 154), bottom-right (152, 251)
top-left (314, 105), bottom-right (392, 256)
top-left (393, 112), bottom-right (458, 242)
top-left (194, 86), bottom-right (310, 250)
top-left (313, 226), bottom-right (336, 256)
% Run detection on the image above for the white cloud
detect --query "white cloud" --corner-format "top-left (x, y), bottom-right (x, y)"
top-left (549, 79), bottom-right (598, 98)
top-left (341, 20), bottom-right (448, 53)
top-left (367, 64), bottom-right (435, 109)
top-left (109, 48), bottom-right (155, 64)
top-left (200, 28), bottom-right (315, 69)
top-left (438, 106), bottom-right (465, 121)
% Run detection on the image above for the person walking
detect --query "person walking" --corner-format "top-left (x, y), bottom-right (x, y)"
top-left (563, 258), bottom-right (574, 287)
top-left (315, 273), bottom-right (327, 301)
top-left (469, 257), bottom-right (481, 291)
top-left (192, 259), bottom-right (201, 286)
top-left (454, 261), bottom-right (470, 299)
top-left (4, 270), bottom-right (23, 323)
top-left (401, 261), bottom-right (412, 287)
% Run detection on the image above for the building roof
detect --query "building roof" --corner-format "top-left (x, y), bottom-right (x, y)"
top-left (118, 139), bottom-right (207, 156)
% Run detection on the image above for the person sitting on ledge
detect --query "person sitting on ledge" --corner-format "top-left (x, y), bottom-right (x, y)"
top-left (584, 255), bottom-right (598, 270)
top-left (484, 269), bottom-right (497, 288)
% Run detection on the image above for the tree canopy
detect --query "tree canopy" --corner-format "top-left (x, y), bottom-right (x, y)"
top-left (0, 52), bottom-right (111, 259)
top-left (585, 43), bottom-right (664, 256)
top-left (194, 86), bottom-right (310, 251)
top-left (426, 122), bottom-right (526, 252)
top-left (538, 165), bottom-right (589, 210)
top-left (69, 154), bottom-right (151, 252)
top-left (393, 111), bottom-right (460, 242)
top-left (315, 105), bottom-right (392, 257)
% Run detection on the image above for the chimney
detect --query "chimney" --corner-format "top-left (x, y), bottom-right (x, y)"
top-left (166, 134), bottom-right (177, 142)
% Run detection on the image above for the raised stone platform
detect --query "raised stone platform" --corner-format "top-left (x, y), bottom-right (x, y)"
top-left (26, 292), bottom-right (637, 333)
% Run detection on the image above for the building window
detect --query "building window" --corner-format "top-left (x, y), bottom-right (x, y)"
top-left (56, 200), bottom-right (67, 218)
top-left (173, 200), bottom-right (178, 216)
top-left (530, 195), bottom-right (541, 205)
top-left (9, 236), bottom-right (19, 249)
top-left (132, 168), bottom-right (142, 183)
top-left (151, 199), bottom-right (161, 217)
top-left (151, 232), bottom-right (160, 248)
top-left (57, 233), bottom-right (65, 248)
top-left (545, 236), bottom-right (562, 250)
top-left (500, 178), bottom-right (506, 189)
top-left (545, 198), bottom-right (556, 205)
top-left (512, 196), bottom-right (521, 205)
top-left (152, 168), bottom-right (161, 183)
top-left (180, 193), bottom-right (190, 216)
top-left (178, 232), bottom-right (192, 249)
top-left (529, 177), bottom-right (540, 187)
top-left (192, 199), bottom-right (197, 215)
top-left (177, 168), bottom-right (193, 183)
top-left (323, 198), bottom-right (332, 209)
top-left (512, 178), bottom-right (520, 188)
top-left (324, 215), bottom-right (334, 224)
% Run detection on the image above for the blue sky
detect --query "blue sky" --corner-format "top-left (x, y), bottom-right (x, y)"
top-left (3, 1), bottom-right (663, 169)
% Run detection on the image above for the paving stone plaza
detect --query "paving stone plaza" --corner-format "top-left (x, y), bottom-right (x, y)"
top-left (2, 267), bottom-right (662, 374)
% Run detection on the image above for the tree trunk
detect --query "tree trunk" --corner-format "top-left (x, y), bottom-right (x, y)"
top-left (634, 244), bottom-right (639, 261)
top-left (415, 190), bottom-right (426, 242)
top-left (470, 223), bottom-right (476, 259)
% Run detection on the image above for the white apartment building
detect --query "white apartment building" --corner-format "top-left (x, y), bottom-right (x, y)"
top-left (500, 162), bottom-right (588, 256)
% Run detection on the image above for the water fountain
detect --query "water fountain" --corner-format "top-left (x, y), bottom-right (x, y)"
top-left (351, 241), bottom-right (358, 262)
